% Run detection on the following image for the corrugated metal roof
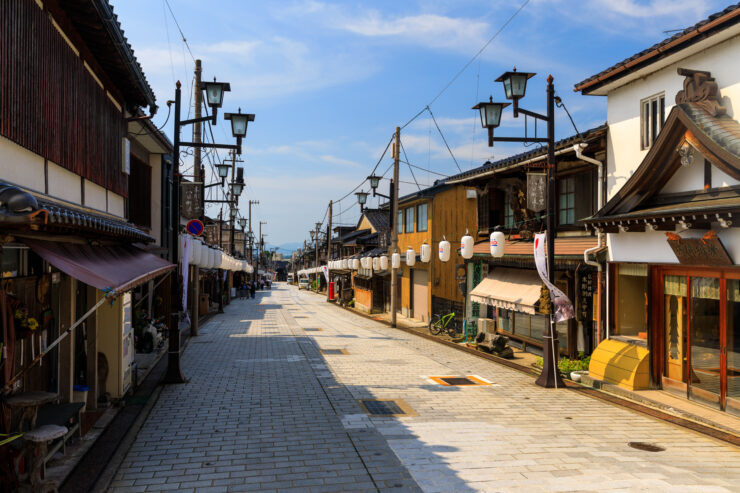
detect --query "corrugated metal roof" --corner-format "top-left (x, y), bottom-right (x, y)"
top-left (472, 236), bottom-right (603, 258)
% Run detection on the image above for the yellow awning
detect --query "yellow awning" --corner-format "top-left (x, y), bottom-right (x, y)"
top-left (469, 268), bottom-right (542, 314)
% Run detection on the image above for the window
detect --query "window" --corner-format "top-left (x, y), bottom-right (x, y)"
top-left (397, 210), bottom-right (403, 234)
top-left (416, 203), bottom-right (428, 232)
top-left (641, 93), bottom-right (666, 150)
top-left (559, 176), bottom-right (575, 225)
top-left (405, 207), bottom-right (414, 233)
top-left (504, 197), bottom-right (515, 229)
top-left (615, 263), bottom-right (648, 339)
top-left (129, 155), bottom-right (152, 227)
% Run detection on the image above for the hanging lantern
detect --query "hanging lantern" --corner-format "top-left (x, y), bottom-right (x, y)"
top-left (341, 259), bottom-right (349, 270)
top-left (352, 258), bottom-right (360, 270)
top-left (372, 257), bottom-right (379, 271)
top-left (189, 239), bottom-right (200, 266)
top-left (215, 250), bottom-right (224, 269)
top-left (406, 248), bottom-right (416, 266)
top-left (380, 255), bottom-right (388, 270)
top-left (438, 239), bottom-right (451, 262)
top-left (361, 257), bottom-right (369, 269)
top-left (391, 252), bottom-right (401, 269)
top-left (420, 243), bottom-right (431, 263)
top-left (461, 232), bottom-right (474, 259)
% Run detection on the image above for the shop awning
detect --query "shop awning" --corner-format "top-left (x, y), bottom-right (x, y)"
top-left (23, 238), bottom-right (175, 294)
top-left (469, 268), bottom-right (542, 314)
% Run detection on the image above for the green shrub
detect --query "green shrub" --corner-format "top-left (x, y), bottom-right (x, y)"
top-left (534, 352), bottom-right (590, 374)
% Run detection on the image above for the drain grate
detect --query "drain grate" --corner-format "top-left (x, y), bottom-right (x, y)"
top-left (303, 328), bottom-right (321, 332)
top-left (362, 400), bottom-right (403, 415)
top-left (321, 349), bottom-right (347, 355)
top-left (430, 375), bottom-right (491, 386)
top-left (628, 442), bottom-right (665, 452)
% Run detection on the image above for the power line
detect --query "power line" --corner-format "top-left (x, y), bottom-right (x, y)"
top-left (427, 106), bottom-right (463, 173)
top-left (399, 160), bottom-right (449, 177)
top-left (399, 141), bottom-right (421, 191)
top-left (164, 0), bottom-right (196, 62)
top-left (332, 134), bottom-right (394, 204)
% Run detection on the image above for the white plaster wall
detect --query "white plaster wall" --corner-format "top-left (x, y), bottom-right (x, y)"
top-left (608, 228), bottom-right (740, 265)
top-left (149, 154), bottom-right (163, 245)
top-left (84, 179), bottom-right (107, 212)
top-left (0, 135), bottom-right (45, 193)
top-left (606, 33), bottom-right (740, 199)
top-left (108, 192), bottom-right (125, 218)
top-left (47, 161), bottom-right (81, 204)
top-left (713, 166), bottom-right (739, 188)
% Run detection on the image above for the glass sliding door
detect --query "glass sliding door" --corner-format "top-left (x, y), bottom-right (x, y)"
top-left (663, 275), bottom-right (687, 385)
top-left (689, 276), bottom-right (722, 409)
top-left (727, 279), bottom-right (740, 417)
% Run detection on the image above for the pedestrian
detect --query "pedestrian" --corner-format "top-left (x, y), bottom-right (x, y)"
top-left (250, 280), bottom-right (256, 299)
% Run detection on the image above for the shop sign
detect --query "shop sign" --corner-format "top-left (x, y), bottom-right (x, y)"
top-left (577, 272), bottom-right (593, 322)
top-left (666, 232), bottom-right (732, 266)
top-left (180, 182), bottom-right (203, 220)
top-left (526, 172), bottom-right (546, 212)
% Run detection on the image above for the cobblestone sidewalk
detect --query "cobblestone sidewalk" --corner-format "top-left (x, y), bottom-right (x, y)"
top-left (112, 284), bottom-right (740, 493)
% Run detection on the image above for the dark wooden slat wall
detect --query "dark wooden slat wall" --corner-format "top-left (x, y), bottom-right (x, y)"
top-left (0, 0), bottom-right (127, 198)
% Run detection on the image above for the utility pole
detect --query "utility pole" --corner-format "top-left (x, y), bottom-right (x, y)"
top-left (259, 221), bottom-right (267, 280)
top-left (390, 126), bottom-right (400, 327)
top-left (326, 200), bottom-right (332, 301)
top-left (191, 60), bottom-right (202, 337)
top-left (249, 200), bottom-right (258, 281)
top-left (315, 226), bottom-right (320, 293)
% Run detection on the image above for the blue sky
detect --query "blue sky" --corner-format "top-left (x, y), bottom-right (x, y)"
top-left (114, 0), bottom-right (730, 247)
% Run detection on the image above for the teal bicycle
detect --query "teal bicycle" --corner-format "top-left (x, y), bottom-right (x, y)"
top-left (428, 312), bottom-right (458, 337)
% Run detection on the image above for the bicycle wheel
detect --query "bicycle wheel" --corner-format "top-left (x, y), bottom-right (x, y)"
top-left (429, 314), bottom-right (443, 335)
top-left (445, 317), bottom-right (460, 337)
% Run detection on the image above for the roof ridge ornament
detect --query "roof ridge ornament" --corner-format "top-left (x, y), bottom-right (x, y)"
top-left (675, 68), bottom-right (726, 116)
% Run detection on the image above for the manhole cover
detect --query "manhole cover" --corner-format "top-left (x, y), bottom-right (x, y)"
top-left (362, 400), bottom-right (403, 415)
top-left (429, 375), bottom-right (491, 386)
top-left (321, 349), bottom-right (347, 355)
top-left (628, 442), bottom-right (665, 452)
top-left (304, 328), bottom-right (321, 332)
top-left (440, 377), bottom-right (476, 386)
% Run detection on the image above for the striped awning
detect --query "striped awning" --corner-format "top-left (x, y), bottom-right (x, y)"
top-left (469, 268), bottom-right (542, 314)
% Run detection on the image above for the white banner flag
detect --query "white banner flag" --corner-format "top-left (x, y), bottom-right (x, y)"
top-left (534, 233), bottom-right (574, 322)
top-left (321, 265), bottom-right (329, 282)
top-left (181, 235), bottom-right (192, 312)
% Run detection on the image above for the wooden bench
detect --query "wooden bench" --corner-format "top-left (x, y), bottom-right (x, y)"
top-left (34, 402), bottom-right (84, 475)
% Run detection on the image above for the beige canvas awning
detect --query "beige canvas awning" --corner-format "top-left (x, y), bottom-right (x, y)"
top-left (469, 268), bottom-right (542, 314)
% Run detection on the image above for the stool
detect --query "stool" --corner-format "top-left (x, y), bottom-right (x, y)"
top-left (22, 425), bottom-right (67, 493)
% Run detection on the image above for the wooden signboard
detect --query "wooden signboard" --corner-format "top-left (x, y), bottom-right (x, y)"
top-left (667, 234), bottom-right (733, 266)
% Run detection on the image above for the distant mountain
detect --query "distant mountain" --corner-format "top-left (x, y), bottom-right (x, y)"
top-left (266, 242), bottom-right (302, 256)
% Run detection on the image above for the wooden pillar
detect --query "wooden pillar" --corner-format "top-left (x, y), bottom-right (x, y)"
top-left (85, 286), bottom-right (98, 411)
top-left (58, 276), bottom-right (75, 403)
top-left (191, 266), bottom-right (199, 336)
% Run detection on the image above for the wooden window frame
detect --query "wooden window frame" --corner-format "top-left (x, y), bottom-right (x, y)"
top-left (640, 92), bottom-right (666, 150)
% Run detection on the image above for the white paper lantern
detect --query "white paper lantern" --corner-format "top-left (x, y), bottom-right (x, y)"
top-left (351, 258), bottom-right (360, 270)
top-left (438, 240), bottom-right (451, 262)
top-left (420, 243), bottom-right (431, 263)
top-left (215, 250), bottom-right (224, 269)
top-left (391, 252), bottom-right (401, 269)
top-left (406, 248), bottom-right (416, 266)
top-left (189, 238), bottom-right (199, 265)
top-left (372, 257), bottom-right (379, 271)
top-left (340, 259), bottom-right (347, 269)
top-left (461, 233), bottom-right (474, 259)
top-left (363, 257), bottom-right (371, 269)
top-left (380, 255), bottom-right (388, 270)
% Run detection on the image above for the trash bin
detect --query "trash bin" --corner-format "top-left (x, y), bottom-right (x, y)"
top-left (329, 281), bottom-right (335, 300)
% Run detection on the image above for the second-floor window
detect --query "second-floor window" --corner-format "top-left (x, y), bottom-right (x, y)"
top-left (641, 93), bottom-right (665, 150)
top-left (504, 197), bottom-right (515, 229)
top-left (397, 210), bottom-right (403, 234)
top-left (417, 203), bottom-right (428, 232)
top-left (559, 176), bottom-right (575, 225)
top-left (405, 207), bottom-right (415, 233)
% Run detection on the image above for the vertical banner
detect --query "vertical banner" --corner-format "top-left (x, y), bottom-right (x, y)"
top-left (321, 265), bottom-right (329, 282)
top-left (533, 233), bottom-right (574, 322)
top-left (181, 235), bottom-right (192, 312)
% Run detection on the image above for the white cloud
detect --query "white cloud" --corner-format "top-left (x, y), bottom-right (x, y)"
top-left (320, 155), bottom-right (363, 168)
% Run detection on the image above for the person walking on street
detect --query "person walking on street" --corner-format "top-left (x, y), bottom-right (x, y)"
top-left (250, 280), bottom-right (256, 299)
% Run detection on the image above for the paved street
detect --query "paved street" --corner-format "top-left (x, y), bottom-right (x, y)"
top-left (112, 283), bottom-right (740, 493)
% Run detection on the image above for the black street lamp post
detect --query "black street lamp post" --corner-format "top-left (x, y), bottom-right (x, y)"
top-left (474, 69), bottom-right (563, 389)
top-left (366, 174), bottom-right (395, 231)
top-left (165, 78), bottom-right (250, 385)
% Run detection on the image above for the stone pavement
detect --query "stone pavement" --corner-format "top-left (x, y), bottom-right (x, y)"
top-left (111, 284), bottom-right (740, 493)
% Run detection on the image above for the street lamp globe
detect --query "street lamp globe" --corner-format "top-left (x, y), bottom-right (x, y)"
top-left (230, 182), bottom-right (244, 197)
top-left (238, 217), bottom-right (247, 229)
top-left (215, 162), bottom-right (230, 179)
top-left (355, 191), bottom-right (368, 206)
top-left (367, 174), bottom-right (381, 191)
top-left (201, 78), bottom-right (230, 110)
top-left (495, 69), bottom-right (535, 101)
top-left (224, 108), bottom-right (255, 139)
top-left (472, 97), bottom-right (509, 129)
top-left (230, 208), bottom-right (238, 219)
top-left (315, 222), bottom-right (323, 232)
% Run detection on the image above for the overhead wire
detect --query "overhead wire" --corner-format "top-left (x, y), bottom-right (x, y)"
top-left (427, 106), bottom-right (463, 173)
top-left (399, 141), bottom-right (421, 191)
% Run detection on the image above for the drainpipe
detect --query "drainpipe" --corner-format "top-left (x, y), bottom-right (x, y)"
top-left (575, 143), bottom-right (605, 347)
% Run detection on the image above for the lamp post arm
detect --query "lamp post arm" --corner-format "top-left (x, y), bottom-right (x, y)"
top-left (180, 141), bottom-right (240, 151)
top-left (203, 179), bottom-right (225, 189)
top-left (372, 191), bottom-right (391, 200)
top-left (180, 115), bottom-right (216, 126)
top-left (516, 107), bottom-right (548, 122)
top-left (492, 136), bottom-right (549, 143)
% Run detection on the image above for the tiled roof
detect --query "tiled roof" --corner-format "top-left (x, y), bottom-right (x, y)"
top-left (681, 103), bottom-right (740, 159)
top-left (574, 4), bottom-right (740, 93)
top-left (441, 125), bottom-right (607, 183)
top-left (363, 209), bottom-right (390, 232)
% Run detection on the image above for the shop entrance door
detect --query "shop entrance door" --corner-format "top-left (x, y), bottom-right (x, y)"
top-left (660, 269), bottom-right (740, 415)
